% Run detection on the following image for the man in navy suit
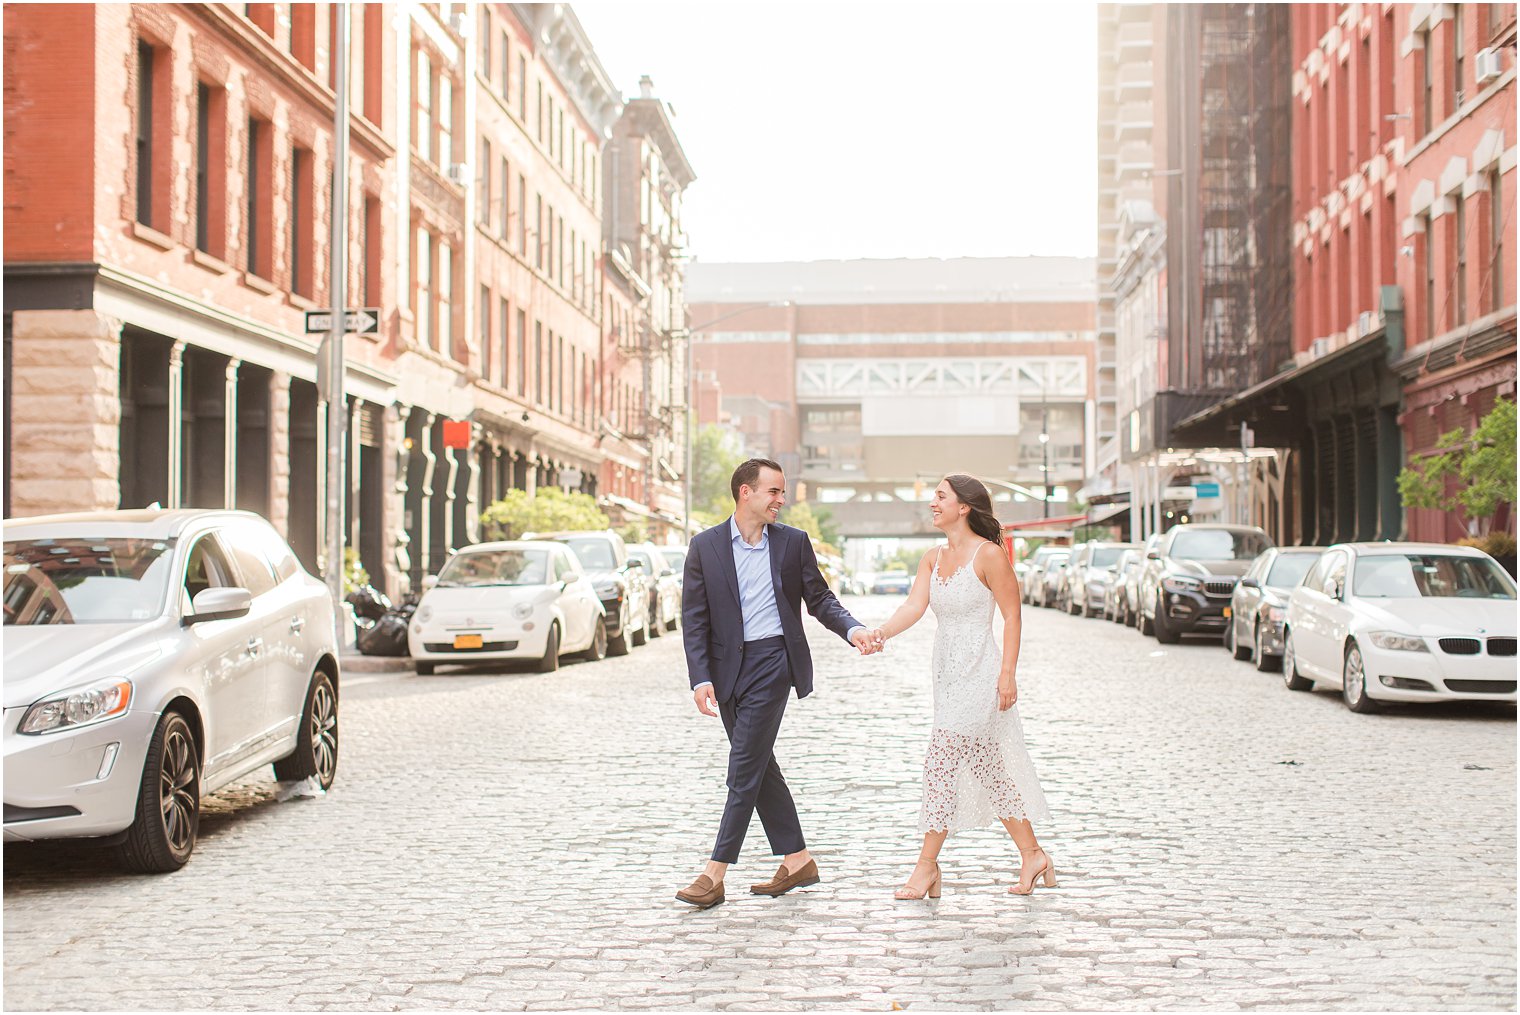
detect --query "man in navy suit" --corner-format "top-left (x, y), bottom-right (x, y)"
top-left (675, 458), bottom-right (879, 909)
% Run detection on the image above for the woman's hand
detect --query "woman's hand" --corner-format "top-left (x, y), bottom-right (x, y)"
top-left (871, 627), bottom-right (888, 651)
top-left (997, 673), bottom-right (1018, 711)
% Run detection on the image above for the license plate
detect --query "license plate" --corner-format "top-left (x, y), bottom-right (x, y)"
top-left (453, 634), bottom-right (484, 650)
top-left (1222, 606), bottom-right (1231, 618)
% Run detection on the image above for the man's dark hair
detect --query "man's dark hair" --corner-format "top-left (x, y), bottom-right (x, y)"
top-left (731, 458), bottom-right (783, 502)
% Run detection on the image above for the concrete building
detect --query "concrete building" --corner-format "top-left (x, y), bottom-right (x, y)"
top-left (1175, 3), bottom-right (1515, 544)
top-left (685, 258), bottom-right (1097, 538)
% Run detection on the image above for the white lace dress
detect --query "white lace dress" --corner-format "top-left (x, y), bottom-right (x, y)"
top-left (919, 552), bottom-right (1051, 833)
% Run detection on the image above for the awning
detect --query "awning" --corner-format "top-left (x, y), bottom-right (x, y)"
top-left (600, 494), bottom-right (656, 519)
top-left (1086, 502), bottom-right (1132, 526)
top-left (1171, 330), bottom-right (1391, 446)
top-left (1003, 513), bottom-right (1088, 532)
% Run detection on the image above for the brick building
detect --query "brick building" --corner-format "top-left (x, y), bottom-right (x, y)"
top-left (685, 258), bottom-right (1097, 538)
top-left (1173, 3), bottom-right (1516, 544)
top-left (4, 3), bottom-right (695, 598)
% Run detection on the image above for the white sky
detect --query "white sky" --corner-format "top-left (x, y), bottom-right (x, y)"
top-left (574, 2), bottom-right (1098, 264)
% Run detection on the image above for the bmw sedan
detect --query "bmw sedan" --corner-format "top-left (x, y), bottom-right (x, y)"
top-left (409, 541), bottom-right (607, 674)
top-left (1282, 542), bottom-right (1518, 713)
top-left (3, 509), bottom-right (340, 872)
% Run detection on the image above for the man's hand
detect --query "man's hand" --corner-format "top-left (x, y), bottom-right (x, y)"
top-left (850, 628), bottom-right (881, 656)
top-left (693, 683), bottom-right (718, 717)
top-left (997, 674), bottom-right (1018, 711)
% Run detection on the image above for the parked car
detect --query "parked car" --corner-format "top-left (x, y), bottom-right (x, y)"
top-left (660, 544), bottom-right (688, 585)
top-left (526, 531), bottom-right (649, 655)
top-left (1052, 542), bottom-right (1089, 612)
top-left (408, 541), bottom-right (606, 674)
top-left (1018, 545), bottom-right (1069, 604)
top-left (1282, 542), bottom-right (1517, 713)
top-left (1104, 548), bottom-right (1143, 623)
top-left (627, 542), bottom-right (681, 636)
top-left (1065, 541), bottom-right (1139, 617)
top-left (3, 509), bottom-right (340, 872)
top-left (1122, 533), bottom-right (1164, 628)
top-left (872, 571), bottom-right (913, 595)
top-left (1224, 546), bottom-right (1324, 671)
top-left (1137, 523), bottom-right (1274, 643)
top-left (1026, 550), bottom-right (1071, 608)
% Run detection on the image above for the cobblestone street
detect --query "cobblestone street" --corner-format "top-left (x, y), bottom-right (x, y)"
top-left (5, 594), bottom-right (1515, 1011)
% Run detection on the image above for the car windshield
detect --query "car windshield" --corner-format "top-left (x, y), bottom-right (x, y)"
top-left (566, 540), bottom-right (617, 571)
top-left (1266, 553), bottom-right (1319, 588)
top-left (1090, 547), bottom-right (1127, 568)
top-left (436, 548), bottom-right (550, 587)
top-left (628, 550), bottom-right (656, 571)
top-left (662, 547), bottom-right (687, 571)
top-left (4, 537), bottom-right (177, 625)
top-left (1354, 553), bottom-right (1517, 599)
top-left (1170, 529), bottom-right (1270, 561)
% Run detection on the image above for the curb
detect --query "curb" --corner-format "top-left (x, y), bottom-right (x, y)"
top-left (339, 654), bottom-right (414, 673)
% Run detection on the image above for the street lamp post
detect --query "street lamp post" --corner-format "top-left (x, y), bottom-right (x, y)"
top-left (1039, 408), bottom-right (1051, 520)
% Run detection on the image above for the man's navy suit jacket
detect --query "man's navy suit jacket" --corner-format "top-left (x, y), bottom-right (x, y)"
top-left (681, 518), bottom-right (860, 703)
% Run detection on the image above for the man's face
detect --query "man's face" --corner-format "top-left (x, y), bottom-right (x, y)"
top-left (741, 467), bottom-right (787, 523)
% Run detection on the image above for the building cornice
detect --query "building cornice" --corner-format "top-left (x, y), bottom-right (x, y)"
top-left (515, 4), bottom-right (622, 139)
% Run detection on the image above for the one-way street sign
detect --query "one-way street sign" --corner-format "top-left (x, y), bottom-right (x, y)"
top-left (305, 308), bottom-right (380, 334)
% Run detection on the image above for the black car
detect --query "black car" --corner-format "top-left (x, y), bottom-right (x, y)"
top-left (1225, 546), bottom-right (1324, 670)
top-left (1137, 524), bottom-right (1274, 643)
top-left (528, 531), bottom-right (650, 655)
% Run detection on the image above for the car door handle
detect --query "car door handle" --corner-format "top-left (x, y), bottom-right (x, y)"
top-left (289, 617), bottom-right (305, 634)
top-left (247, 637), bottom-right (264, 657)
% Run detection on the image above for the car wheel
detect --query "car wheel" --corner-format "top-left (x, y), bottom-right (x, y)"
top-left (1231, 618), bottom-right (1252, 660)
top-left (1153, 603), bottom-right (1180, 644)
top-left (1282, 630), bottom-right (1313, 691)
top-left (1139, 596), bottom-right (1155, 636)
top-left (415, 661), bottom-right (435, 676)
top-left (536, 622), bottom-right (561, 673)
top-left (630, 606), bottom-right (649, 646)
top-left (116, 711), bottom-right (199, 874)
top-left (1341, 642), bottom-right (1382, 713)
top-left (607, 604), bottom-right (631, 657)
top-left (581, 616), bottom-right (608, 662)
top-left (666, 610), bottom-right (679, 633)
top-left (649, 598), bottom-right (664, 638)
top-left (272, 669), bottom-right (339, 790)
top-left (1254, 622), bottom-right (1280, 672)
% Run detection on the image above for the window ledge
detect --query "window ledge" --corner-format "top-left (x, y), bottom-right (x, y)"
top-left (288, 292), bottom-right (317, 311)
top-left (243, 271), bottom-right (278, 295)
top-left (131, 221), bottom-right (176, 251)
top-left (190, 248), bottom-right (231, 273)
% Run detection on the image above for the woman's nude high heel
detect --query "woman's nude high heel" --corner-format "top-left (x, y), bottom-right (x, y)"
top-left (894, 860), bottom-right (942, 900)
top-left (1009, 846), bottom-right (1057, 895)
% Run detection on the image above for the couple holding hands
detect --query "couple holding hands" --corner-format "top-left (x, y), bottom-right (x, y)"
top-left (676, 459), bottom-right (1053, 909)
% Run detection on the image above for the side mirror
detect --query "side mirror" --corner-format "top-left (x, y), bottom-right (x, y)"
top-left (1239, 577), bottom-right (1260, 589)
top-left (1147, 550), bottom-right (1160, 560)
top-left (627, 558), bottom-right (645, 569)
top-left (422, 575), bottom-right (439, 590)
top-left (185, 587), bottom-right (252, 625)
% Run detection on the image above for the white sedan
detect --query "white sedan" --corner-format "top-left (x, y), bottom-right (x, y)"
top-left (4, 509), bottom-right (340, 872)
top-left (408, 541), bottom-right (606, 674)
top-left (1282, 542), bottom-right (1517, 713)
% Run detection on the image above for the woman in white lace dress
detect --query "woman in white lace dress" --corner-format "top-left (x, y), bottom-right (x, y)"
top-left (872, 474), bottom-right (1053, 899)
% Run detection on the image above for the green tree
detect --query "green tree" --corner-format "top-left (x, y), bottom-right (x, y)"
top-left (779, 502), bottom-right (841, 557)
top-left (616, 518), bottom-right (649, 545)
top-left (693, 423), bottom-right (746, 517)
top-left (479, 488), bottom-right (609, 541)
top-left (1398, 398), bottom-right (1516, 533)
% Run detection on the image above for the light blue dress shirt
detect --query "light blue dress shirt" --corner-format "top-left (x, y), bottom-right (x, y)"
top-left (693, 519), bottom-right (865, 692)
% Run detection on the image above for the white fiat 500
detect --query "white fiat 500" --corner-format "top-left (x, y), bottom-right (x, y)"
top-left (4, 509), bottom-right (340, 872)
top-left (1282, 542), bottom-right (1517, 712)
top-left (408, 541), bottom-right (606, 674)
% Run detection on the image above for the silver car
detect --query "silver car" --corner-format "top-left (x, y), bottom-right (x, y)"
top-left (4, 509), bottom-right (340, 872)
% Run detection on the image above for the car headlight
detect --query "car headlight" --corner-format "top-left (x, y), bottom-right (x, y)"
top-left (416, 605), bottom-right (433, 622)
top-left (512, 602), bottom-right (534, 620)
top-left (1368, 631), bottom-right (1429, 652)
top-left (593, 582), bottom-right (621, 600)
top-left (1162, 576), bottom-right (1203, 593)
top-left (19, 679), bottom-right (133, 736)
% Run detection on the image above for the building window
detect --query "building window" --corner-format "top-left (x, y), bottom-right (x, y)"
top-left (361, 194), bottom-right (379, 308)
top-left (537, 79), bottom-right (545, 142)
top-left (535, 194), bottom-right (544, 269)
top-left (499, 296), bottom-right (510, 389)
top-left (438, 241), bottom-right (453, 357)
top-left (246, 116), bottom-right (272, 278)
top-left (479, 8), bottom-right (491, 73)
top-left (1492, 169), bottom-right (1505, 314)
top-left (291, 4), bottom-right (316, 71)
top-left (517, 308), bottom-right (527, 396)
top-left (363, 5), bottom-right (384, 125)
top-left (517, 54), bottom-right (527, 120)
top-left (135, 41), bottom-right (156, 228)
top-left (534, 320), bottom-right (544, 404)
top-left (499, 31), bottom-right (510, 101)
top-left (480, 285), bottom-right (492, 382)
top-left (416, 49), bottom-right (433, 162)
top-left (518, 174), bottom-right (527, 254)
top-left (1423, 215), bottom-right (1436, 341)
top-left (478, 138), bottom-right (491, 224)
top-left (290, 146), bottom-right (313, 297)
top-left (195, 82), bottom-right (226, 255)
top-left (438, 75), bottom-right (453, 169)
top-left (415, 227), bottom-right (432, 350)
top-left (1452, 6), bottom-right (1465, 109)
top-left (1420, 28), bottom-right (1433, 135)
top-left (1454, 192), bottom-right (1467, 324)
top-left (499, 157), bottom-right (510, 238)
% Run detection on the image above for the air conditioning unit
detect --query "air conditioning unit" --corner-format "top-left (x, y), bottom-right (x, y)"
top-left (1476, 47), bottom-right (1503, 85)
top-left (449, 11), bottom-right (470, 37)
top-left (446, 162), bottom-right (470, 186)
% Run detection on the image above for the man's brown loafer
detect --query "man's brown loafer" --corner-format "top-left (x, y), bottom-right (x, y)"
top-left (675, 874), bottom-right (725, 909)
top-left (750, 859), bottom-right (820, 896)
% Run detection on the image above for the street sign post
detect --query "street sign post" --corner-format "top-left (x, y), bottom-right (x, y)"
top-left (305, 308), bottom-right (380, 335)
